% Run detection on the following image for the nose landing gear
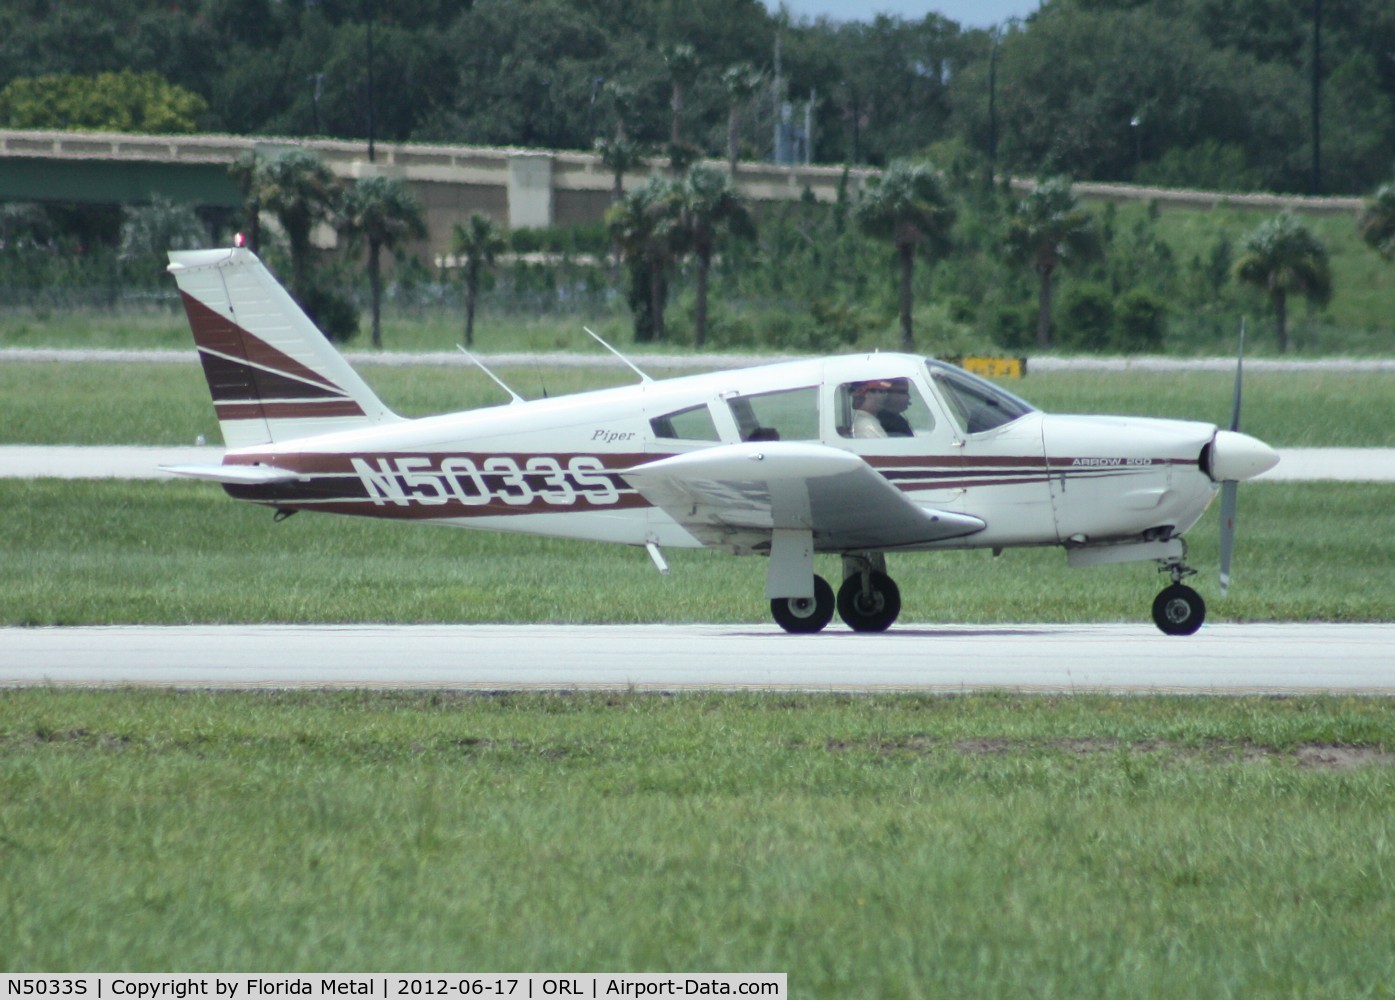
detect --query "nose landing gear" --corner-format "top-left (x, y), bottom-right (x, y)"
top-left (1153, 557), bottom-right (1206, 636)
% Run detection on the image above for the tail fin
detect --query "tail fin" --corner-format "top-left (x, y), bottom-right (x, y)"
top-left (167, 247), bottom-right (400, 448)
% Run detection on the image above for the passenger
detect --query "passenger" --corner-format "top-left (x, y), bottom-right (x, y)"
top-left (851, 380), bottom-right (891, 438)
top-left (878, 378), bottom-right (914, 437)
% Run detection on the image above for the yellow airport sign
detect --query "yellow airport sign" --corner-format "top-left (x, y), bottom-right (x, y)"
top-left (943, 356), bottom-right (1027, 379)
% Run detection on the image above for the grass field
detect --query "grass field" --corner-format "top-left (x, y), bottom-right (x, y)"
top-left (4, 321), bottom-right (1394, 986)
top-left (3, 689), bottom-right (1393, 991)
top-left (4, 359), bottom-right (1395, 447)
top-left (3, 478), bottom-right (1393, 626)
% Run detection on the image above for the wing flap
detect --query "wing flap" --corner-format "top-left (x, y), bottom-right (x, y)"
top-left (623, 442), bottom-right (984, 550)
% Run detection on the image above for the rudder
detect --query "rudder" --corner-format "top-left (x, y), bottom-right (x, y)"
top-left (167, 247), bottom-right (400, 448)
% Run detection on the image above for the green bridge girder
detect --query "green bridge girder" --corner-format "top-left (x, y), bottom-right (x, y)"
top-left (0, 157), bottom-right (241, 207)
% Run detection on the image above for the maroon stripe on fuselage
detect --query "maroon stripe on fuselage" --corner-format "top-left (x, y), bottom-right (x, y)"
top-left (225, 494), bottom-right (656, 519)
top-left (222, 451), bottom-right (650, 471)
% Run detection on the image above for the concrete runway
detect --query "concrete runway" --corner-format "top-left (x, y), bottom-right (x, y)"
top-left (3, 622), bottom-right (1391, 693)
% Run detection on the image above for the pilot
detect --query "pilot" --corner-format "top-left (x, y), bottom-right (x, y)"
top-left (878, 378), bottom-right (914, 437)
top-left (851, 380), bottom-right (892, 438)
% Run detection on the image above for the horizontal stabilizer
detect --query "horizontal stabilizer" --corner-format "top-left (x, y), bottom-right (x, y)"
top-left (160, 463), bottom-right (301, 485)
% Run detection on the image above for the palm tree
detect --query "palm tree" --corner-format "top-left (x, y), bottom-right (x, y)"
top-left (603, 79), bottom-right (638, 141)
top-left (450, 213), bottom-right (507, 348)
top-left (594, 136), bottom-right (646, 204)
top-left (721, 63), bottom-right (764, 176)
top-left (606, 177), bottom-right (682, 343)
top-left (1358, 181), bottom-right (1395, 261)
top-left (675, 164), bottom-right (756, 349)
top-left (248, 149), bottom-right (340, 306)
top-left (663, 43), bottom-right (700, 149)
top-left (1233, 213), bottom-right (1332, 354)
top-left (853, 160), bottom-right (956, 352)
top-left (1003, 177), bottom-right (1101, 349)
top-left (338, 175), bottom-right (426, 349)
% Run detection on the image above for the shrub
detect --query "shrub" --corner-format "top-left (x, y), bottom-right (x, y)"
top-left (987, 304), bottom-right (1035, 350)
top-left (1114, 289), bottom-right (1168, 352)
top-left (1058, 282), bottom-right (1115, 351)
top-left (299, 281), bottom-right (359, 343)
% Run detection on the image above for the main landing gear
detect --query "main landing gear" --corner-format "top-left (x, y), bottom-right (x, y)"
top-left (768, 552), bottom-right (1211, 637)
top-left (1153, 559), bottom-right (1206, 636)
top-left (769, 576), bottom-right (835, 633)
top-left (769, 554), bottom-right (903, 634)
top-left (836, 554), bottom-right (901, 632)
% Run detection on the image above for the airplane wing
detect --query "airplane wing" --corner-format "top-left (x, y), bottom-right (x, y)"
top-left (160, 463), bottom-right (301, 485)
top-left (621, 442), bottom-right (984, 551)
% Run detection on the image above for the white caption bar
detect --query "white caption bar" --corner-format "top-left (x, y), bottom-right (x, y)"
top-left (0, 975), bottom-right (786, 1000)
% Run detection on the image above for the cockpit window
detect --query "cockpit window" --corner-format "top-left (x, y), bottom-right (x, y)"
top-left (650, 403), bottom-right (721, 441)
top-left (726, 386), bottom-right (818, 441)
top-left (926, 360), bottom-right (1035, 434)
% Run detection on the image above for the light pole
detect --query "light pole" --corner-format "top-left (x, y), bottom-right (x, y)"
top-left (586, 76), bottom-right (604, 139)
top-left (307, 73), bottom-right (324, 135)
top-left (987, 17), bottom-right (1021, 186)
top-left (365, 0), bottom-right (376, 163)
top-left (1310, 0), bottom-right (1322, 194)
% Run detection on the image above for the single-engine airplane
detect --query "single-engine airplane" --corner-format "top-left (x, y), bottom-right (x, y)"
top-left (164, 246), bottom-right (1278, 636)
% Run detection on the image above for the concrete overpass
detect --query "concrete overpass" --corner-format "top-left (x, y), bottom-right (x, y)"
top-left (1, 128), bottom-right (1364, 260)
top-left (0, 129), bottom-right (877, 259)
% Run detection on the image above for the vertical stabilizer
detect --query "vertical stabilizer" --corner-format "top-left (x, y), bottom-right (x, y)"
top-left (167, 247), bottom-right (400, 448)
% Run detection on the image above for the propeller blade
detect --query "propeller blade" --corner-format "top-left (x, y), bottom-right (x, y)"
top-left (1220, 319), bottom-right (1244, 597)
top-left (1218, 480), bottom-right (1238, 598)
top-left (1229, 319), bottom-right (1245, 432)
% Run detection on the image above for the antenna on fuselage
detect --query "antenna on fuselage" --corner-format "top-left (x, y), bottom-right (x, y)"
top-left (456, 345), bottom-right (525, 404)
top-left (584, 326), bottom-right (653, 384)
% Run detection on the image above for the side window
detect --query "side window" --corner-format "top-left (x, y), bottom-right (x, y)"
top-left (836, 378), bottom-right (936, 439)
top-left (726, 386), bottom-right (818, 441)
top-left (650, 404), bottom-right (721, 442)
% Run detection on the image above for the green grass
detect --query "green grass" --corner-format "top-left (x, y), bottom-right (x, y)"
top-left (3, 479), bottom-right (1392, 625)
top-left (2, 688), bottom-right (1393, 989)
top-left (1143, 201), bottom-right (1395, 343)
top-left (0, 304), bottom-right (644, 356)
top-left (0, 360), bottom-right (669, 445)
top-left (4, 360), bottom-right (1395, 447)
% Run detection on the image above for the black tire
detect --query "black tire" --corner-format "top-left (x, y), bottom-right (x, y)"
top-left (1152, 583), bottom-right (1206, 636)
top-left (836, 571), bottom-right (902, 632)
top-left (770, 575), bottom-right (835, 634)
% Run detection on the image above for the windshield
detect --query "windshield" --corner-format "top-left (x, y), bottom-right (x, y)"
top-left (925, 360), bottom-right (1036, 434)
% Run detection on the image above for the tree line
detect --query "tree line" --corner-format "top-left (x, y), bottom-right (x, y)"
top-left (2, 0), bottom-right (1394, 195)
top-left (4, 140), bottom-right (1395, 354)
top-left (81, 144), bottom-right (1389, 356)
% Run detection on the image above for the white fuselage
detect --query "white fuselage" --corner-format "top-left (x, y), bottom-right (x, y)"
top-left (219, 354), bottom-right (1227, 559)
